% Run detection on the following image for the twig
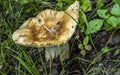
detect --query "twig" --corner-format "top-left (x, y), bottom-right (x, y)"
top-left (105, 28), bottom-right (119, 46)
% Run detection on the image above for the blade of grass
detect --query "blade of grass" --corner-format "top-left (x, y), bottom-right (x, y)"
top-left (38, 51), bottom-right (48, 75)
top-left (13, 55), bottom-right (33, 74)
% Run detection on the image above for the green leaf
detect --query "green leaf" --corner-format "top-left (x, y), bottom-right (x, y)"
top-left (57, 0), bottom-right (63, 8)
top-left (101, 47), bottom-right (109, 52)
top-left (117, 17), bottom-right (120, 27)
top-left (86, 19), bottom-right (104, 35)
top-left (80, 0), bottom-right (92, 12)
top-left (78, 43), bottom-right (84, 49)
top-left (107, 16), bottom-right (118, 27)
top-left (97, 0), bottom-right (104, 8)
top-left (115, 49), bottom-right (120, 55)
top-left (83, 36), bottom-right (89, 46)
top-left (78, 11), bottom-right (87, 32)
top-left (117, 17), bottom-right (120, 23)
top-left (113, 0), bottom-right (120, 5)
top-left (97, 9), bottom-right (110, 19)
top-left (84, 45), bottom-right (92, 51)
top-left (80, 49), bottom-right (86, 56)
top-left (105, 16), bottom-right (119, 30)
top-left (111, 4), bottom-right (120, 16)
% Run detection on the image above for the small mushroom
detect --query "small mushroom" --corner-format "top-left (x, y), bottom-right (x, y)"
top-left (12, 1), bottom-right (79, 61)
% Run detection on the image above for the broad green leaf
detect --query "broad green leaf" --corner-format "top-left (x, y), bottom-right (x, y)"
top-left (115, 49), bottom-right (120, 55)
top-left (117, 17), bottom-right (120, 27)
top-left (113, 0), bottom-right (120, 5)
top-left (105, 16), bottom-right (119, 30)
top-left (86, 19), bottom-right (104, 35)
top-left (78, 43), bottom-right (83, 49)
top-left (84, 45), bottom-right (92, 51)
top-left (111, 4), bottom-right (120, 16)
top-left (80, 49), bottom-right (86, 56)
top-left (97, 9), bottom-right (110, 19)
top-left (80, 0), bottom-right (92, 12)
top-left (107, 16), bottom-right (118, 27)
top-left (97, 0), bottom-right (104, 8)
top-left (117, 17), bottom-right (120, 23)
top-left (83, 36), bottom-right (89, 46)
top-left (101, 47), bottom-right (109, 52)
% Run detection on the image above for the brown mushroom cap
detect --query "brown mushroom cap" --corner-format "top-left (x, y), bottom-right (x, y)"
top-left (12, 1), bottom-right (79, 47)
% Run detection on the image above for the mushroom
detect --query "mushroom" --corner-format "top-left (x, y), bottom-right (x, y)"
top-left (12, 1), bottom-right (79, 61)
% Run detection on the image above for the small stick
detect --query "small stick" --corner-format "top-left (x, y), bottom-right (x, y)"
top-left (105, 29), bottom-right (118, 46)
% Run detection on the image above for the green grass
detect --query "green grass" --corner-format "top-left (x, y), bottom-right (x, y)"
top-left (1, 0), bottom-right (120, 75)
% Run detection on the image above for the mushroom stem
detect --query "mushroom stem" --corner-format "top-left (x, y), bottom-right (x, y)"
top-left (45, 43), bottom-right (70, 62)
